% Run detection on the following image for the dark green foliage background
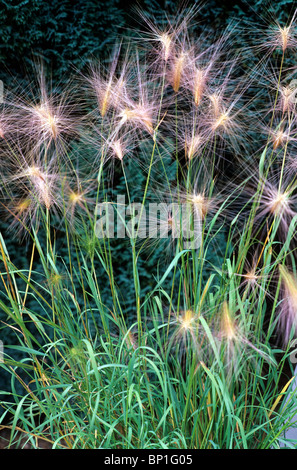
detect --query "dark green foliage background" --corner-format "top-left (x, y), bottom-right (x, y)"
top-left (1, 0), bottom-right (295, 82)
top-left (0, 0), bottom-right (296, 409)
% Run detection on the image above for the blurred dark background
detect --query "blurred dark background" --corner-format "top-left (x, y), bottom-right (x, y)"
top-left (0, 0), bottom-right (295, 83)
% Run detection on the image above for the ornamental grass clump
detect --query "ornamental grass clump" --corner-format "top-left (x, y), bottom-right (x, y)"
top-left (2, 4), bottom-right (297, 449)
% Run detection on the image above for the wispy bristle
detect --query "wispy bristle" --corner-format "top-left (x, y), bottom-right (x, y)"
top-left (278, 264), bottom-right (297, 347)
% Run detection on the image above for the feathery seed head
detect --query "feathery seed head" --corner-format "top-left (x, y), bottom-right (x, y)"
top-left (279, 26), bottom-right (290, 51)
top-left (192, 67), bottom-right (207, 106)
top-left (178, 309), bottom-right (196, 332)
top-left (240, 170), bottom-right (297, 239)
top-left (63, 176), bottom-right (96, 228)
top-left (87, 45), bottom-right (129, 118)
top-left (212, 111), bottom-right (230, 131)
top-left (187, 192), bottom-right (210, 220)
top-left (5, 197), bottom-right (33, 237)
top-left (7, 155), bottom-right (62, 214)
top-left (279, 265), bottom-right (297, 305)
top-left (185, 134), bottom-right (203, 160)
top-left (260, 180), bottom-right (296, 226)
top-left (271, 128), bottom-right (289, 149)
top-left (169, 49), bottom-right (188, 93)
top-left (99, 80), bottom-right (112, 117)
top-left (209, 93), bottom-right (221, 117)
top-left (243, 268), bottom-right (259, 285)
top-left (118, 103), bottom-right (154, 135)
top-left (33, 103), bottom-right (59, 140)
top-left (278, 264), bottom-right (297, 347)
top-left (16, 197), bottom-right (32, 212)
top-left (268, 190), bottom-right (290, 216)
top-left (251, 11), bottom-right (297, 54)
top-left (220, 301), bottom-right (236, 341)
top-left (270, 18), bottom-right (297, 52)
top-left (159, 32), bottom-right (173, 62)
top-left (215, 300), bottom-right (272, 378)
top-left (10, 67), bottom-right (78, 152)
top-left (279, 84), bottom-right (297, 113)
top-left (135, 4), bottom-right (201, 64)
top-left (110, 139), bottom-right (125, 161)
top-left (93, 75), bottom-right (127, 118)
top-left (68, 190), bottom-right (85, 205)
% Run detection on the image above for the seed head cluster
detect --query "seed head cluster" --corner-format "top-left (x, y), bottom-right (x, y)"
top-left (2, 5), bottom-right (297, 370)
